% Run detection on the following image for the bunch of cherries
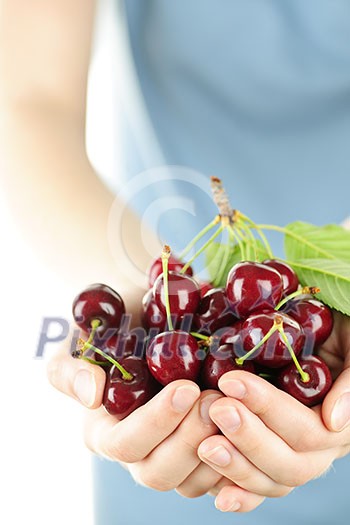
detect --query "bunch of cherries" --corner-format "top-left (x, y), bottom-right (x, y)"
top-left (72, 246), bottom-right (333, 420)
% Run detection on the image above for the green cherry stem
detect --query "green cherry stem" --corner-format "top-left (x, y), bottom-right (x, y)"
top-left (240, 214), bottom-right (274, 259)
top-left (86, 319), bottom-right (102, 346)
top-left (161, 245), bottom-right (174, 331)
top-left (180, 224), bottom-right (224, 274)
top-left (275, 286), bottom-right (321, 311)
top-left (238, 221), bottom-right (258, 261)
top-left (81, 356), bottom-right (110, 367)
top-left (235, 321), bottom-right (279, 365)
top-left (276, 327), bottom-right (310, 383)
top-left (228, 225), bottom-right (246, 260)
top-left (213, 229), bottom-right (232, 287)
top-left (79, 339), bottom-right (133, 381)
top-left (190, 332), bottom-right (210, 341)
top-left (179, 216), bottom-right (221, 261)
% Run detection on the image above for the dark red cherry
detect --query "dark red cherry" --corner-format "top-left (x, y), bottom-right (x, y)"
top-left (153, 272), bottom-right (201, 318)
top-left (198, 281), bottom-right (214, 297)
top-left (226, 262), bottom-right (283, 319)
top-left (263, 259), bottom-right (299, 296)
top-left (141, 289), bottom-right (168, 332)
top-left (242, 311), bottom-right (305, 368)
top-left (102, 332), bottom-right (146, 360)
top-left (201, 344), bottom-right (255, 390)
top-left (283, 298), bottom-right (333, 351)
top-left (219, 321), bottom-right (243, 346)
top-left (193, 288), bottom-right (237, 335)
top-left (103, 357), bottom-right (159, 420)
top-left (147, 255), bottom-right (193, 288)
top-left (277, 355), bottom-right (332, 407)
top-left (72, 283), bottom-right (125, 335)
top-left (146, 330), bottom-right (201, 385)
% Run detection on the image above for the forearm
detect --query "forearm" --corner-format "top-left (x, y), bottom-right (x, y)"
top-left (0, 103), bottom-right (158, 299)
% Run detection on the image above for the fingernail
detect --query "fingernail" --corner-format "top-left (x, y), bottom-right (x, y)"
top-left (219, 379), bottom-right (247, 399)
top-left (200, 445), bottom-right (231, 467)
top-left (73, 370), bottom-right (96, 407)
top-left (211, 406), bottom-right (241, 432)
top-left (200, 394), bottom-right (222, 425)
top-left (331, 393), bottom-right (350, 431)
top-left (215, 494), bottom-right (241, 512)
top-left (172, 385), bottom-right (200, 413)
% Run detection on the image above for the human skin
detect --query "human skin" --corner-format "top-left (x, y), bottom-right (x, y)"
top-left (1, 0), bottom-right (350, 515)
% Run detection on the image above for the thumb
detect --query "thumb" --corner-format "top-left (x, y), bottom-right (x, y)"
top-left (46, 335), bottom-right (106, 409)
top-left (322, 365), bottom-right (350, 432)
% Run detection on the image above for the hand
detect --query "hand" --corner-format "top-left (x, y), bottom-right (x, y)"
top-left (47, 331), bottom-right (227, 498)
top-left (197, 311), bottom-right (350, 513)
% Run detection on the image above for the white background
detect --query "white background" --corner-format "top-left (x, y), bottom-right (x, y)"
top-left (0, 1), bottom-right (120, 523)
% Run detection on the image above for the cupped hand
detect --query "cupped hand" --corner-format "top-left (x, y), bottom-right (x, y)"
top-left (198, 311), bottom-right (350, 512)
top-left (47, 335), bottom-right (232, 498)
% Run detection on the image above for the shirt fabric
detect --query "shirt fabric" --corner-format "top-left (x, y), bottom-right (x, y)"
top-left (94, 1), bottom-right (350, 523)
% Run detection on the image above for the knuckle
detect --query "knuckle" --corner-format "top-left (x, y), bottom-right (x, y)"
top-left (282, 465), bottom-right (310, 487)
top-left (176, 485), bottom-right (206, 499)
top-left (107, 440), bottom-right (141, 464)
top-left (137, 470), bottom-right (174, 492)
top-left (270, 485), bottom-right (294, 498)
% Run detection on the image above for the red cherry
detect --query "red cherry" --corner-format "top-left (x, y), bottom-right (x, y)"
top-left (201, 344), bottom-right (255, 390)
top-left (277, 355), bottom-right (332, 407)
top-left (103, 357), bottom-right (159, 419)
top-left (198, 280), bottom-right (214, 297)
top-left (193, 288), bottom-right (237, 335)
top-left (219, 321), bottom-right (243, 345)
top-left (141, 289), bottom-right (168, 332)
top-left (263, 259), bottom-right (299, 296)
top-left (147, 255), bottom-right (193, 287)
top-left (283, 298), bottom-right (333, 350)
top-left (242, 311), bottom-right (305, 368)
top-left (226, 262), bottom-right (283, 319)
top-left (102, 333), bottom-right (146, 359)
top-left (146, 330), bottom-right (201, 385)
top-left (153, 272), bottom-right (201, 318)
top-left (72, 283), bottom-right (125, 335)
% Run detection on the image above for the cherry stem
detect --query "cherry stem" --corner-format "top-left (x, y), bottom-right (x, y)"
top-left (275, 286), bottom-right (321, 311)
top-left (238, 221), bottom-right (258, 262)
top-left (85, 319), bottom-right (102, 346)
top-left (190, 332), bottom-right (210, 341)
top-left (210, 176), bottom-right (233, 217)
top-left (235, 321), bottom-right (279, 365)
top-left (213, 229), bottom-right (232, 287)
top-left (240, 214), bottom-right (274, 259)
top-left (179, 216), bottom-right (221, 261)
top-left (162, 245), bottom-right (174, 331)
top-left (180, 225), bottom-right (224, 274)
top-left (81, 356), bottom-right (109, 367)
top-left (80, 340), bottom-right (134, 381)
top-left (276, 327), bottom-right (310, 383)
top-left (228, 225), bottom-right (246, 260)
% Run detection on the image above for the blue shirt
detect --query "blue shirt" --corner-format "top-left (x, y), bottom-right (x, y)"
top-left (94, 1), bottom-right (350, 523)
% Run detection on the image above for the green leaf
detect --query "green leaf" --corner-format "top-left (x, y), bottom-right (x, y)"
top-left (205, 240), bottom-right (269, 287)
top-left (288, 258), bottom-right (350, 316)
top-left (285, 221), bottom-right (350, 263)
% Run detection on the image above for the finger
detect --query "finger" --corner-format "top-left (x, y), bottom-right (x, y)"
top-left (132, 391), bottom-right (222, 491)
top-left (208, 397), bottom-right (335, 487)
top-left (218, 370), bottom-right (343, 451)
top-left (322, 365), bottom-right (350, 433)
top-left (198, 434), bottom-right (292, 497)
top-left (214, 484), bottom-right (265, 513)
top-left (46, 338), bottom-right (106, 408)
top-left (176, 464), bottom-right (223, 499)
top-left (84, 380), bottom-right (200, 463)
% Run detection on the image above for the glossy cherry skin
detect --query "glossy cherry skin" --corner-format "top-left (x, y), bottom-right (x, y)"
top-left (226, 262), bottom-right (284, 319)
top-left (147, 255), bottom-right (193, 288)
top-left (242, 311), bottom-right (305, 368)
top-left (283, 298), bottom-right (333, 351)
top-left (263, 259), bottom-right (299, 296)
top-left (141, 289), bottom-right (168, 332)
top-left (193, 288), bottom-right (237, 335)
top-left (201, 344), bottom-right (255, 390)
top-left (219, 321), bottom-right (243, 345)
top-left (103, 357), bottom-right (160, 420)
top-left (198, 281), bottom-right (214, 297)
top-left (146, 330), bottom-right (201, 385)
top-left (72, 283), bottom-right (125, 335)
top-left (277, 355), bottom-right (332, 407)
top-left (102, 333), bottom-right (146, 359)
top-left (153, 271), bottom-right (201, 318)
